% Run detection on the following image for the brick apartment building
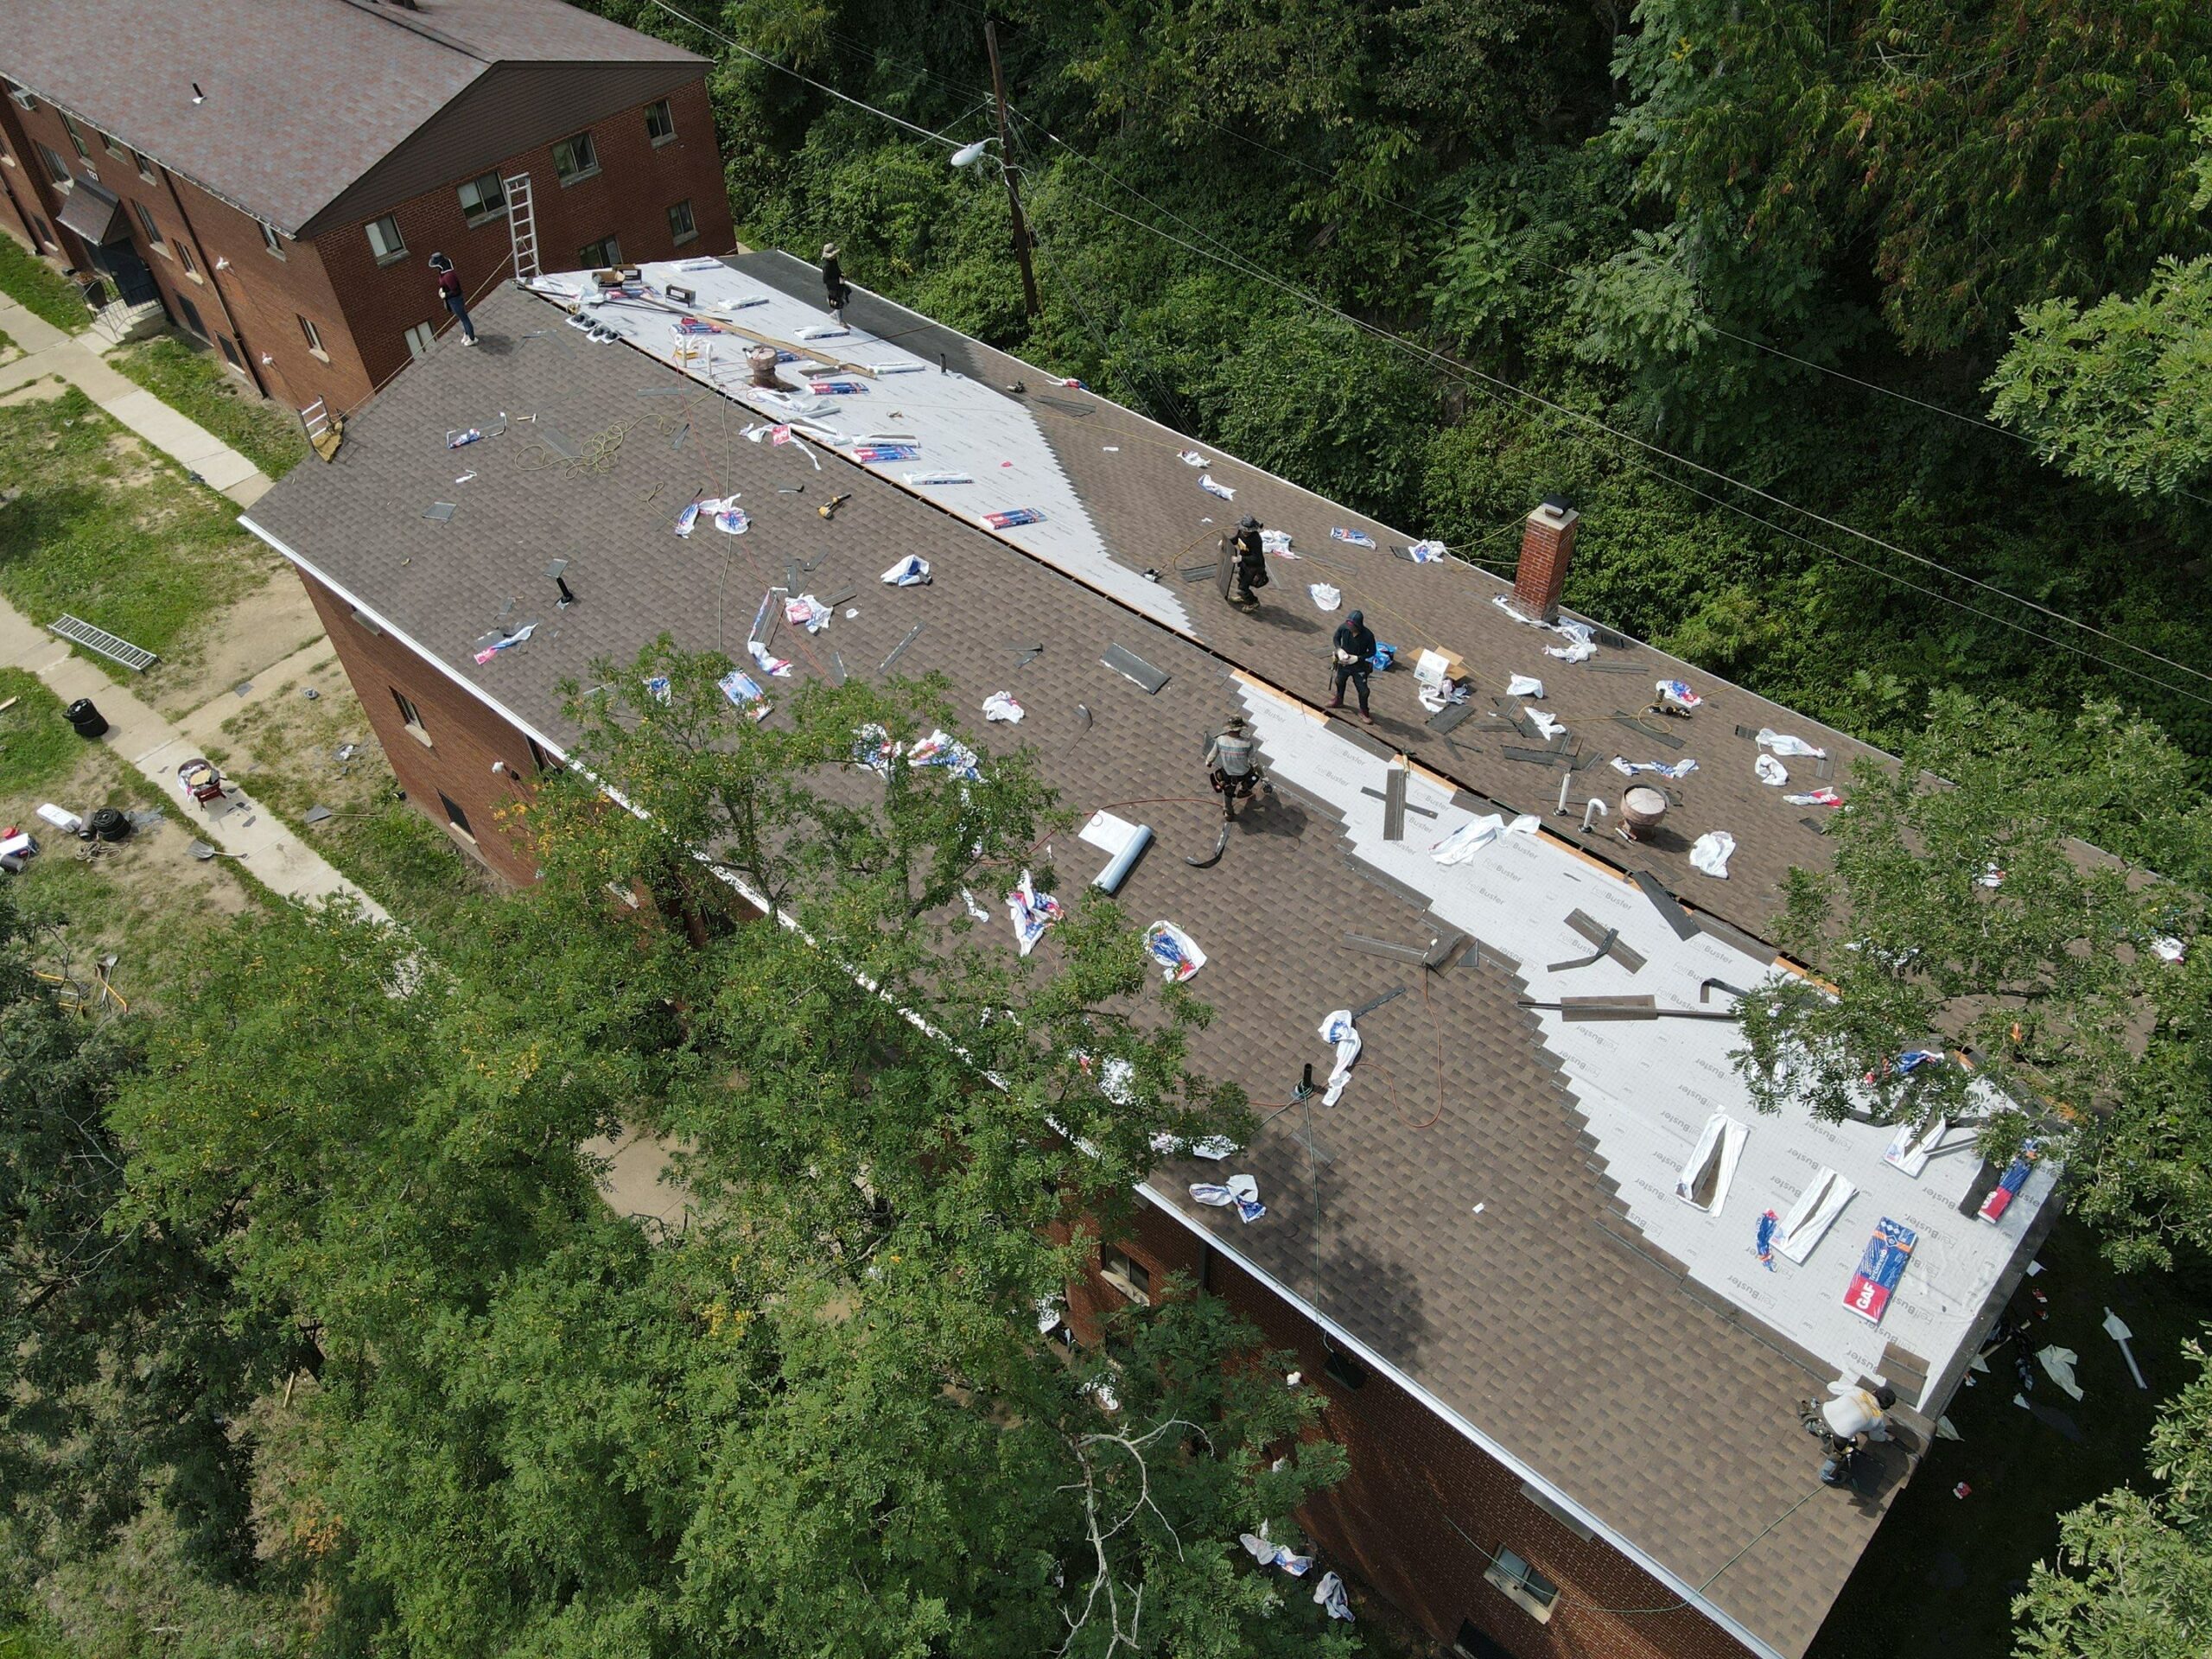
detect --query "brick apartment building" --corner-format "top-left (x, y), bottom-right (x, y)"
top-left (0, 0), bottom-right (731, 414)
top-left (241, 257), bottom-right (2062, 1659)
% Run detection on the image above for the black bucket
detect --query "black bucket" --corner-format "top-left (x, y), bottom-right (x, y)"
top-left (64, 697), bottom-right (108, 739)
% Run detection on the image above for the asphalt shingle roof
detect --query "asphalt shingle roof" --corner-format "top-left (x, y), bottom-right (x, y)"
top-left (245, 283), bottom-right (1938, 1659)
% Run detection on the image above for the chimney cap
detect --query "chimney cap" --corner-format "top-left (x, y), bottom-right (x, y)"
top-left (1537, 495), bottom-right (1574, 520)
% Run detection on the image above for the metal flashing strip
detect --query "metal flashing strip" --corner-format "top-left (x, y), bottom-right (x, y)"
top-left (1102, 644), bottom-right (1169, 694)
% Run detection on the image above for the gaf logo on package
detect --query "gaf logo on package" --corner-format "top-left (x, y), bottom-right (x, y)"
top-left (1842, 1217), bottom-right (1917, 1325)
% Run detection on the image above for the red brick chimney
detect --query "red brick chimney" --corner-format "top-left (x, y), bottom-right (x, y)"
top-left (1514, 498), bottom-right (1578, 622)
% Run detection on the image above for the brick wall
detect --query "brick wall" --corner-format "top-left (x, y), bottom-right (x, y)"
top-left (0, 74), bottom-right (729, 416)
top-left (299, 571), bottom-right (549, 886)
top-left (1070, 1205), bottom-right (1758, 1659)
top-left (313, 76), bottom-right (732, 401)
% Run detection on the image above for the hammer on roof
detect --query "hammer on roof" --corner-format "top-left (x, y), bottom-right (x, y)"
top-left (818, 492), bottom-right (852, 522)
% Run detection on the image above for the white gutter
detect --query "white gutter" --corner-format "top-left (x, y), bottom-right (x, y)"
top-left (238, 510), bottom-right (1790, 1659)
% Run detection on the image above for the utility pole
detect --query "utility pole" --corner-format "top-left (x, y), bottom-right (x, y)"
top-left (984, 20), bottom-right (1040, 318)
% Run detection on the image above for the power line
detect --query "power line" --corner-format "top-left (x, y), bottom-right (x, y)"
top-left (617, 0), bottom-right (2212, 703)
top-left (1030, 167), bottom-right (2212, 700)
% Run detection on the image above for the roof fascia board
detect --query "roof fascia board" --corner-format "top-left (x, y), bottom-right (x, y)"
top-left (1137, 1185), bottom-right (1792, 1659)
top-left (297, 59), bottom-right (704, 239)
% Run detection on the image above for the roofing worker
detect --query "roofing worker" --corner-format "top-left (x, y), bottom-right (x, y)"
top-left (429, 252), bottom-right (475, 346)
top-left (1221, 514), bottom-right (1268, 607)
top-left (1204, 715), bottom-right (1264, 822)
top-left (822, 242), bottom-right (851, 322)
top-left (1331, 610), bottom-right (1378, 724)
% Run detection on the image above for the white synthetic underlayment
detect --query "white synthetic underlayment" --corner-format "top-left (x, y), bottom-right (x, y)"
top-left (1236, 686), bottom-right (2058, 1409)
top-left (530, 262), bottom-right (1192, 632)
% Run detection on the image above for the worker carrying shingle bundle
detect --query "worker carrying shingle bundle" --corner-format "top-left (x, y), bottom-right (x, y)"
top-left (1218, 514), bottom-right (1269, 607)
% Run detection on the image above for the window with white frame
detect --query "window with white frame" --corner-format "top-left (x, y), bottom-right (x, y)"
top-left (176, 239), bottom-right (197, 276)
top-left (133, 149), bottom-right (155, 181)
top-left (365, 214), bottom-right (406, 263)
top-left (666, 198), bottom-right (696, 245)
top-left (551, 130), bottom-right (599, 184)
top-left (36, 143), bottom-right (70, 187)
top-left (260, 220), bottom-right (284, 258)
top-left (456, 171), bottom-right (505, 226)
top-left (644, 98), bottom-right (675, 143)
top-left (298, 314), bottom-right (324, 355)
top-left (1483, 1548), bottom-right (1558, 1624)
top-left (1097, 1244), bottom-right (1151, 1306)
top-left (403, 320), bottom-right (436, 359)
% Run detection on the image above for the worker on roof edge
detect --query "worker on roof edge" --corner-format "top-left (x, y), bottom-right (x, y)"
top-left (429, 251), bottom-right (476, 346)
top-left (821, 242), bottom-right (850, 323)
top-left (1221, 513), bottom-right (1268, 607)
top-left (1331, 610), bottom-right (1378, 724)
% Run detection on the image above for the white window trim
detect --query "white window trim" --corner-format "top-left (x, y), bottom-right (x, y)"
top-left (1484, 1551), bottom-right (1558, 1624)
top-left (365, 216), bottom-right (408, 265)
top-left (1098, 1246), bottom-right (1151, 1306)
top-left (552, 133), bottom-right (601, 186)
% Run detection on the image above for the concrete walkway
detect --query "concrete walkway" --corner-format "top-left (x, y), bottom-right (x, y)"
top-left (0, 293), bottom-right (273, 506)
top-left (0, 591), bottom-right (385, 921)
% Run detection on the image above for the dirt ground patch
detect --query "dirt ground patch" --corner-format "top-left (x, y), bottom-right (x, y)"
top-left (149, 578), bottom-right (326, 722)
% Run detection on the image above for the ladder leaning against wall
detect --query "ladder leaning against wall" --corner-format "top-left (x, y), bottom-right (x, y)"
top-left (504, 171), bottom-right (540, 283)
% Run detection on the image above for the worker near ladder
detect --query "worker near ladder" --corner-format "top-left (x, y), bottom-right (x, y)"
top-left (822, 243), bottom-right (850, 322)
top-left (1220, 514), bottom-right (1268, 607)
top-left (1331, 609), bottom-right (1378, 724)
top-left (429, 252), bottom-right (476, 346)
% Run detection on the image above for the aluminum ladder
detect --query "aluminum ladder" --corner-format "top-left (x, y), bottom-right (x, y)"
top-left (50, 613), bottom-right (156, 671)
top-left (504, 171), bottom-right (540, 282)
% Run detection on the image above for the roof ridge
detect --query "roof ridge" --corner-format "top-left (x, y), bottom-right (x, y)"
top-left (329, 0), bottom-right (493, 63)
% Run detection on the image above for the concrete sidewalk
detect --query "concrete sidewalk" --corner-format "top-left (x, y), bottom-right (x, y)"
top-left (0, 591), bottom-right (385, 920)
top-left (0, 293), bottom-right (273, 506)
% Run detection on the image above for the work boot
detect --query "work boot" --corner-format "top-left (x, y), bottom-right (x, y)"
top-left (1327, 698), bottom-right (1344, 709)
top-left (1360, 711), bottom-right (1376, 725)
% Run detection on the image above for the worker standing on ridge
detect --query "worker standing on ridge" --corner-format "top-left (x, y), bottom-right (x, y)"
top-left (822, 242), bottom-right (851, 322)
top-left (1220, 514), bottom-right (1268, 607)
top-left (1331, 609), bottom-right (1378, 724)
top-left (429, 252), bottom-right (476, 346)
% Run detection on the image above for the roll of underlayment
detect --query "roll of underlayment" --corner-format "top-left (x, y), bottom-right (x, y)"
top-left (1092, 823), bottom-right (1154, 894)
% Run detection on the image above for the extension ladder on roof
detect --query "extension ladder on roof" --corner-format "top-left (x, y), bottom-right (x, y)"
top-left (504, 170), bottom-right (539, 282)
top-left (50, 614), bottom-right (156, 671)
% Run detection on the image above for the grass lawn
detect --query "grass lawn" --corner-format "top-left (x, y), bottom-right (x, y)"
top-left (109, 336), bottom-right (307, 479)
top-left (0, 669), bottom-right (78, 797)
top-left (0, 386), bottom-right (265, 680)
top-left (0, 237), bottom-right (86, 334)
top-left (1808, 1219), bottom-right (2212, 1658)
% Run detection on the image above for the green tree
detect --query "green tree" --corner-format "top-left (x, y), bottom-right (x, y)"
top-left (2011, 1331), bottom-right (2212, 1658)
top-left (1735, 691), bottom-right (2211, 1268)
top-left (0, 887), bottom-right (297, 1580)
top-left (1988, 255), bottom-right (2212, 500)
top-left (117, 646), bottom-right (1353, 1656)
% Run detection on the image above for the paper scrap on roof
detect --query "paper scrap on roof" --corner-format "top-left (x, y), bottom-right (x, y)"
top-left (1787, 788), bottom-right (1843, 807)
top-left (1882, 1113), bottom-right (1947, 1179)
top-left (747, 640), bottom-right (793, 677)
top-left (1756, 754), bottom-right (1789, 785)
top-left (1527, 709), bottom-right (1564, 740)
top-left (982, 691), bottom-right (1025, 723)
top-left (1776, 1167), bottom-right (1855, 1263)
top-left (472, 622), bottom-right (536, 665)
top-left (1309, 583), bottom-right (1343, 611)
top-left (1690, 830), bottom-right (1736, 878)
top-left (1179, 450), bottom-right (1210, 467)
top-left (1545, 621), bottom-right (1598, 663)
top-left (908, 729), bottom-right (981, 780)
top-left (1191, 1173), bottom-right (1265, 1223)
top-left (714, 503), bottom-right (749, 535)
top-left (1332, 527), bottom-right (1377, 548)
top-left (1611, 756), bottom-right (1698, 779)
top-left (1261, 529), bottom-right (1294, 556)
top-left (1408, 539), bottom-right (1449, 563)
top-left (785, 594), bottom-right (831, 633)
top-left (1007, 870), bottom-right (1064, 956)
top-left (1319, 1009), bottom-right (1362, 1105)
top-left (675, 496), bottom-right (711, 536)
top-left (1145, 921), bottom-right (1207, 982)
top-left (1506, 673), bottom-right (1545, 698)
top-left (1431, 813), bottom-right (1538, 865)
top-left (1758, 728), bottom-right (1827, 758)
top-left (1200, 474), bottom-right (1236, 500)
top-left (717, 668), bottom-right (766, 709)
top-left (880, 555), bottom-right (931, 586)
top-left (1676, 1113), bottom-right (1746, 1213)
top-left (1656, 678), bottom-right (1702, 708)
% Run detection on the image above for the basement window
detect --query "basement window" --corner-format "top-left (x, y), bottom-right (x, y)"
top-left (1484, 1548), bottom-right (1558, 1624)
top-left (666, 198), bottom-right (696, 245)
top-left (645, 98), bottom-right (675, 144)
top-left (438, 792), bottom-right (475, 843)
top-left (1097, 1244), bottom-right (1151, 1306)
top-left (365, 213), bottom-right (407, 264)
top-left (456, 171), bottom-right (505, 226)
top-left (551, 130), bottom-right (599, 185)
